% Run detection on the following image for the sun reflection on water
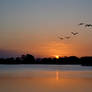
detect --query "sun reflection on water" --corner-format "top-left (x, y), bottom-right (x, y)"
top-left (56, 71), bottom-right (59, 80)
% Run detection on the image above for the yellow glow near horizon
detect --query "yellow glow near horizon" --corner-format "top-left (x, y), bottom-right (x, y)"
top-left (56, 56), bottom-right (59, 59)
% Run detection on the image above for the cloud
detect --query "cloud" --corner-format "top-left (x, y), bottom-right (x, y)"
top-left (0, 49), bottom-right (20, 58)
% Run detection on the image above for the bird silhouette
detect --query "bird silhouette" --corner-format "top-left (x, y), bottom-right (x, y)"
top-left (85, 24), bottom-right (92, 27)
top-left (78, 23), bottom-right (85, 26)
top-left (58, 36), bottom-right (64, 40)
top-left (65, 36), bottom-right (71, 39)
top-left (71, 32), bottom-right (79, 35)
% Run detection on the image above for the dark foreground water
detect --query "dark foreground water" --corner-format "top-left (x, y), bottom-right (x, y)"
top-left (0, 65), bottom-right (92, 92)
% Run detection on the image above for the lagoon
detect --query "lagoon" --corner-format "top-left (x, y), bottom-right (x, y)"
top-left (0, 65), bottom-right (92, 92)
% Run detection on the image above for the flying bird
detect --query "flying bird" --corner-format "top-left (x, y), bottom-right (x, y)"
top-left (65, 36), bottom-right (71, 39)
top-left (78, 23), bottom-right (85, 26)
top-left (58, 36), bottom-right (64, 40)
top-left (71, 32), bottom-right (79, 35)
top-left (85, 24), bottom-right (92, 27)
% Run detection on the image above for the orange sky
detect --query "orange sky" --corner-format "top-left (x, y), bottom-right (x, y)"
top-left (0, 0), bottom-right (92, 57)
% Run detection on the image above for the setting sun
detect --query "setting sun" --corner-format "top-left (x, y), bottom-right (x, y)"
top-left (56, 56), bottom-right (59, 59)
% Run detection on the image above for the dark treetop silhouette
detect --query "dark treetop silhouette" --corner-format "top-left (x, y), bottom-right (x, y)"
top-left (0, 54), bottom-right (92, 66)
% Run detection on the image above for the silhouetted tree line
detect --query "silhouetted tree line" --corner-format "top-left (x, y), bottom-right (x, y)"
top-left (0, 54), bottom-right (92, 66)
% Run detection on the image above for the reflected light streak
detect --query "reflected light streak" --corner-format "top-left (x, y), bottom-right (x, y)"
top-left (56, 71), bottom-right (59, 80)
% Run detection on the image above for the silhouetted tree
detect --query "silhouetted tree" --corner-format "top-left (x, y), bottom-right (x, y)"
top-left (21, 54), bottom-right (35, 64)
top-left (80, 57), bottom-right (92, 66)
top-left (0, 54), bottom-right (92, 66)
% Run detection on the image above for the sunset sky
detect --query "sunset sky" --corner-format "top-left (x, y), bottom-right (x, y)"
top-left (0, 0), bottom-right (92, 58)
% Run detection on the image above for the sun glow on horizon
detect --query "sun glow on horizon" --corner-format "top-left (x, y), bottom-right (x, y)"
top-left (55, 56), bottom-right (60, 59)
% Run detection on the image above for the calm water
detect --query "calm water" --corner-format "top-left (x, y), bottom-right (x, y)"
top-left (0, 65), bottom-right (92, 92)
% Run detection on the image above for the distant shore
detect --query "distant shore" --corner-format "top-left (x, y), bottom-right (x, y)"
top-left (0, 54), bottom-right (92, 66)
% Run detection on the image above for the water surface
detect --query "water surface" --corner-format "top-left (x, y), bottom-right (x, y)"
top-left (0, 65), bottom-right (92, 92)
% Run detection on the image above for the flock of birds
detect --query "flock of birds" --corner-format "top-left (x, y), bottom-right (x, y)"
top-left (58, 23), bottom-right (92, 40)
